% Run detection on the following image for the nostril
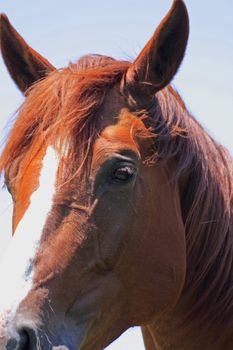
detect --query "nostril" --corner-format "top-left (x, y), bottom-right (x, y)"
top-left (18, 328), bottom-right (37, 350)
top-left (6, 328), bottom-right (37, 350)
top-left (18, 330), bottom-right (30, 350)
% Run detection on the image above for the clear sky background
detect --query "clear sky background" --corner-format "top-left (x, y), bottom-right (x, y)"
top-left (0, 0), bottom-right (232, 349)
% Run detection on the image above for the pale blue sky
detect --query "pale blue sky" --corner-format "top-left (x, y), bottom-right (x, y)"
top-left (0, 1), bottom-right (232, 349)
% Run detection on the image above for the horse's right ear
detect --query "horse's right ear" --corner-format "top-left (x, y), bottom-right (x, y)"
top-left (0, 14), bottom-right (55, 94)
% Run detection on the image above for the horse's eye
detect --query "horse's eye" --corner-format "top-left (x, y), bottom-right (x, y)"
top-left (112, 165), bottom-right (136, 182)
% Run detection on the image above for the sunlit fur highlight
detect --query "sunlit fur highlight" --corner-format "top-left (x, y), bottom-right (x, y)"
top-left (1, 54), bottom-right (233, 344)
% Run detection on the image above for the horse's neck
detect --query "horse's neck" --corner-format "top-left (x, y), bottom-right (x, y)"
top-left (142, 322), bottom-right (233, 350)
top-left (141, 313), bottom-right (233, 350)
top-left (143, 97), bottom-right (233, 349)
top-left (146, 179), bottom-right (233, 348)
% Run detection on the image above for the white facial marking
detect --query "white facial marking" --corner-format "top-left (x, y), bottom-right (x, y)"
top-left (0, 146), bottom-right (59, 323)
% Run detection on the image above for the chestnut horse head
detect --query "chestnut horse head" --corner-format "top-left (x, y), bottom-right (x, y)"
top-left (1, 1), bottom-right (233, 349)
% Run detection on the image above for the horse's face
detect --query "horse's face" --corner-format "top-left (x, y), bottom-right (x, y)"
top-left (0, 1), bottom-right (189, 349)
top-left (0, 94), bottom-right (186, 350)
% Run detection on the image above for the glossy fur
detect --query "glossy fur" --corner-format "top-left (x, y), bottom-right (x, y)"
top-left (0, 1), bottom-right (233, 349)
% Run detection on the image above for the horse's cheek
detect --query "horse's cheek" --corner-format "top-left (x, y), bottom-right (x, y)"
top-left (115, 172), bottom-right (186, 323)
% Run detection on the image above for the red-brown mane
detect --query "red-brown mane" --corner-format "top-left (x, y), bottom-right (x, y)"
top-left (1, 54), bottom-right (233, 343)
top-left (0, 55), bottom-right (130, 182)
top-left (153, 87), bottom-right (233, 343)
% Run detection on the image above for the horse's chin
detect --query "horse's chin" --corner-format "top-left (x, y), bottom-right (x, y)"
top-left (35, 321), bottom-right (115, 350)
top-left (42, 319), bottom-right (128, 350)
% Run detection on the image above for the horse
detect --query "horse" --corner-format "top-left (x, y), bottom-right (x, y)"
top-left (0, 1), bottom-right (233, 349)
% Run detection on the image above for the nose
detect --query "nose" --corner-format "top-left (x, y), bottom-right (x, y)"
top-left (6, 328), bottom-right (37, 350)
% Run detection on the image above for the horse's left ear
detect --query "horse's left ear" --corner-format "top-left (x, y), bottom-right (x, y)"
top-left (0, 14), bottom-right (55, 94)
top-left (122, 0), bottom-right (189, 107)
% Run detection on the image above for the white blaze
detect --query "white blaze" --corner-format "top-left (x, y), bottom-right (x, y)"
top-left (0, 146), bottom-right (59, 318)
